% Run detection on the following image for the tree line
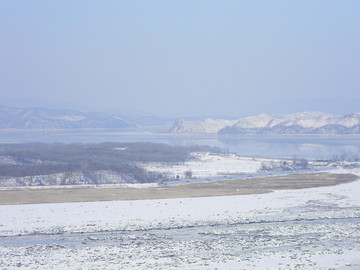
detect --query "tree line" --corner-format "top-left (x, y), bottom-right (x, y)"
top-left (0, 142), bottom-right (223, 181)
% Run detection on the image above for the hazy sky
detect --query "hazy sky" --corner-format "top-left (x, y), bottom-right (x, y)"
top-left (1, 1), bottom-right (359, 118)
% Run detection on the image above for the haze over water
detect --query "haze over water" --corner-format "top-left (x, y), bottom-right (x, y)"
top-left (1, 129), bottom-right (359, 160)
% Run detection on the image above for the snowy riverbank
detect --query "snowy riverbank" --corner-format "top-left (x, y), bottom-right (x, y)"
top-left (0, 168), bottom-right (359, 269)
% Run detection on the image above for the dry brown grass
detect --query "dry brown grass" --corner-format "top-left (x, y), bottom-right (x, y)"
top-left (0, 173), bottom-right (357, 205)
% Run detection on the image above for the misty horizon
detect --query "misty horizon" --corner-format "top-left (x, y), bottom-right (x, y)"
top-left (1, 96), bottom-right (360, 120)
top-left (1, 1), bottom-right (359, 118)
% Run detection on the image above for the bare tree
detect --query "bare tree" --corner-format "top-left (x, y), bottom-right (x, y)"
top-left (184, 170), bottom-right (193, 179)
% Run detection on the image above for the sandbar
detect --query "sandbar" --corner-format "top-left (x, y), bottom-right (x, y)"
top-left (0, 173), bottom-right (358, 205)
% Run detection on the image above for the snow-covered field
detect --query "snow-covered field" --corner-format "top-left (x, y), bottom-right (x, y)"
top-left (142, 152), bottom-right (283, 179)
top-left (0, 168), bottom-right (359, 269)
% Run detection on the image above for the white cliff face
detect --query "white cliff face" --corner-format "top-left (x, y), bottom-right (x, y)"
top-left (229, 112), bottom-right (360, 129)
top-left (170, 112), bottom-right (360, 134)
top-left (273, 112), bottom-right (360, 129)
top-left (232, 113), bottom-right (284, 129)
top-left (170, 119), bottom-right (237, 134)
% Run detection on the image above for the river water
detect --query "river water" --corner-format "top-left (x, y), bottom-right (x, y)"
top-left (1, 129), bottom-right (360, 160)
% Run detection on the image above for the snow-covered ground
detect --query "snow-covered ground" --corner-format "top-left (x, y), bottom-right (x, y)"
top-left (142, 152), bottom-right (283, 179)
top-left (0, 182), bottom-right (158, 191)
top-left (0, 152), bottom-right (341, 189)
top-left (142, 152), bottom-right (337, 184)
top-left (0, 168), bottom-right (359, 269)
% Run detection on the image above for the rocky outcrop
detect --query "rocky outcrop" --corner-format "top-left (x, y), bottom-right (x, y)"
top-left (169, 112), bottom-right (360, 135)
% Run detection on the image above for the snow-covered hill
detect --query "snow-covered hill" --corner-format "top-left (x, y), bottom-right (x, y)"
top-left (169, 119), bottom-right (237, 134)
top-left (0, 105), bottom-right (134, 129)
top-left (169, 112), bottom-right (360, 135)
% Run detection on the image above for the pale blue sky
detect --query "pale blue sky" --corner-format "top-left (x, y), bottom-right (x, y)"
top-left (1, 1), bottom-right (359, 117)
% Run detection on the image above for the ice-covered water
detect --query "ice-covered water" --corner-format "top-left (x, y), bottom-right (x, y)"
top-left (1, 129), bottom-right (360, 160)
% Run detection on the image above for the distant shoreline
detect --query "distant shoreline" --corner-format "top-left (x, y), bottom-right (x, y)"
top-left (2, 129), bottom-right (360, 136)
top-left (0, 173), bottom-right (357, 205)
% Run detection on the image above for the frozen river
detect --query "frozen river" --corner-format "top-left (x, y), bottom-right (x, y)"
top-left (1, 129), bottom-right (360, 160)
top-left (1, 168), bottom-right (360, 269)
top-left (1, 217), bottom-right (360, 269)
top-left (1, 131), bottom-right (360, 269)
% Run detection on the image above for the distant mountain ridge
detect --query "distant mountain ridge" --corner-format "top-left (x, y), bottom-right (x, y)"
top-left (169, 112), bottom-right (360, 135)
top-left (0, 105), bottom-right (134, 129)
